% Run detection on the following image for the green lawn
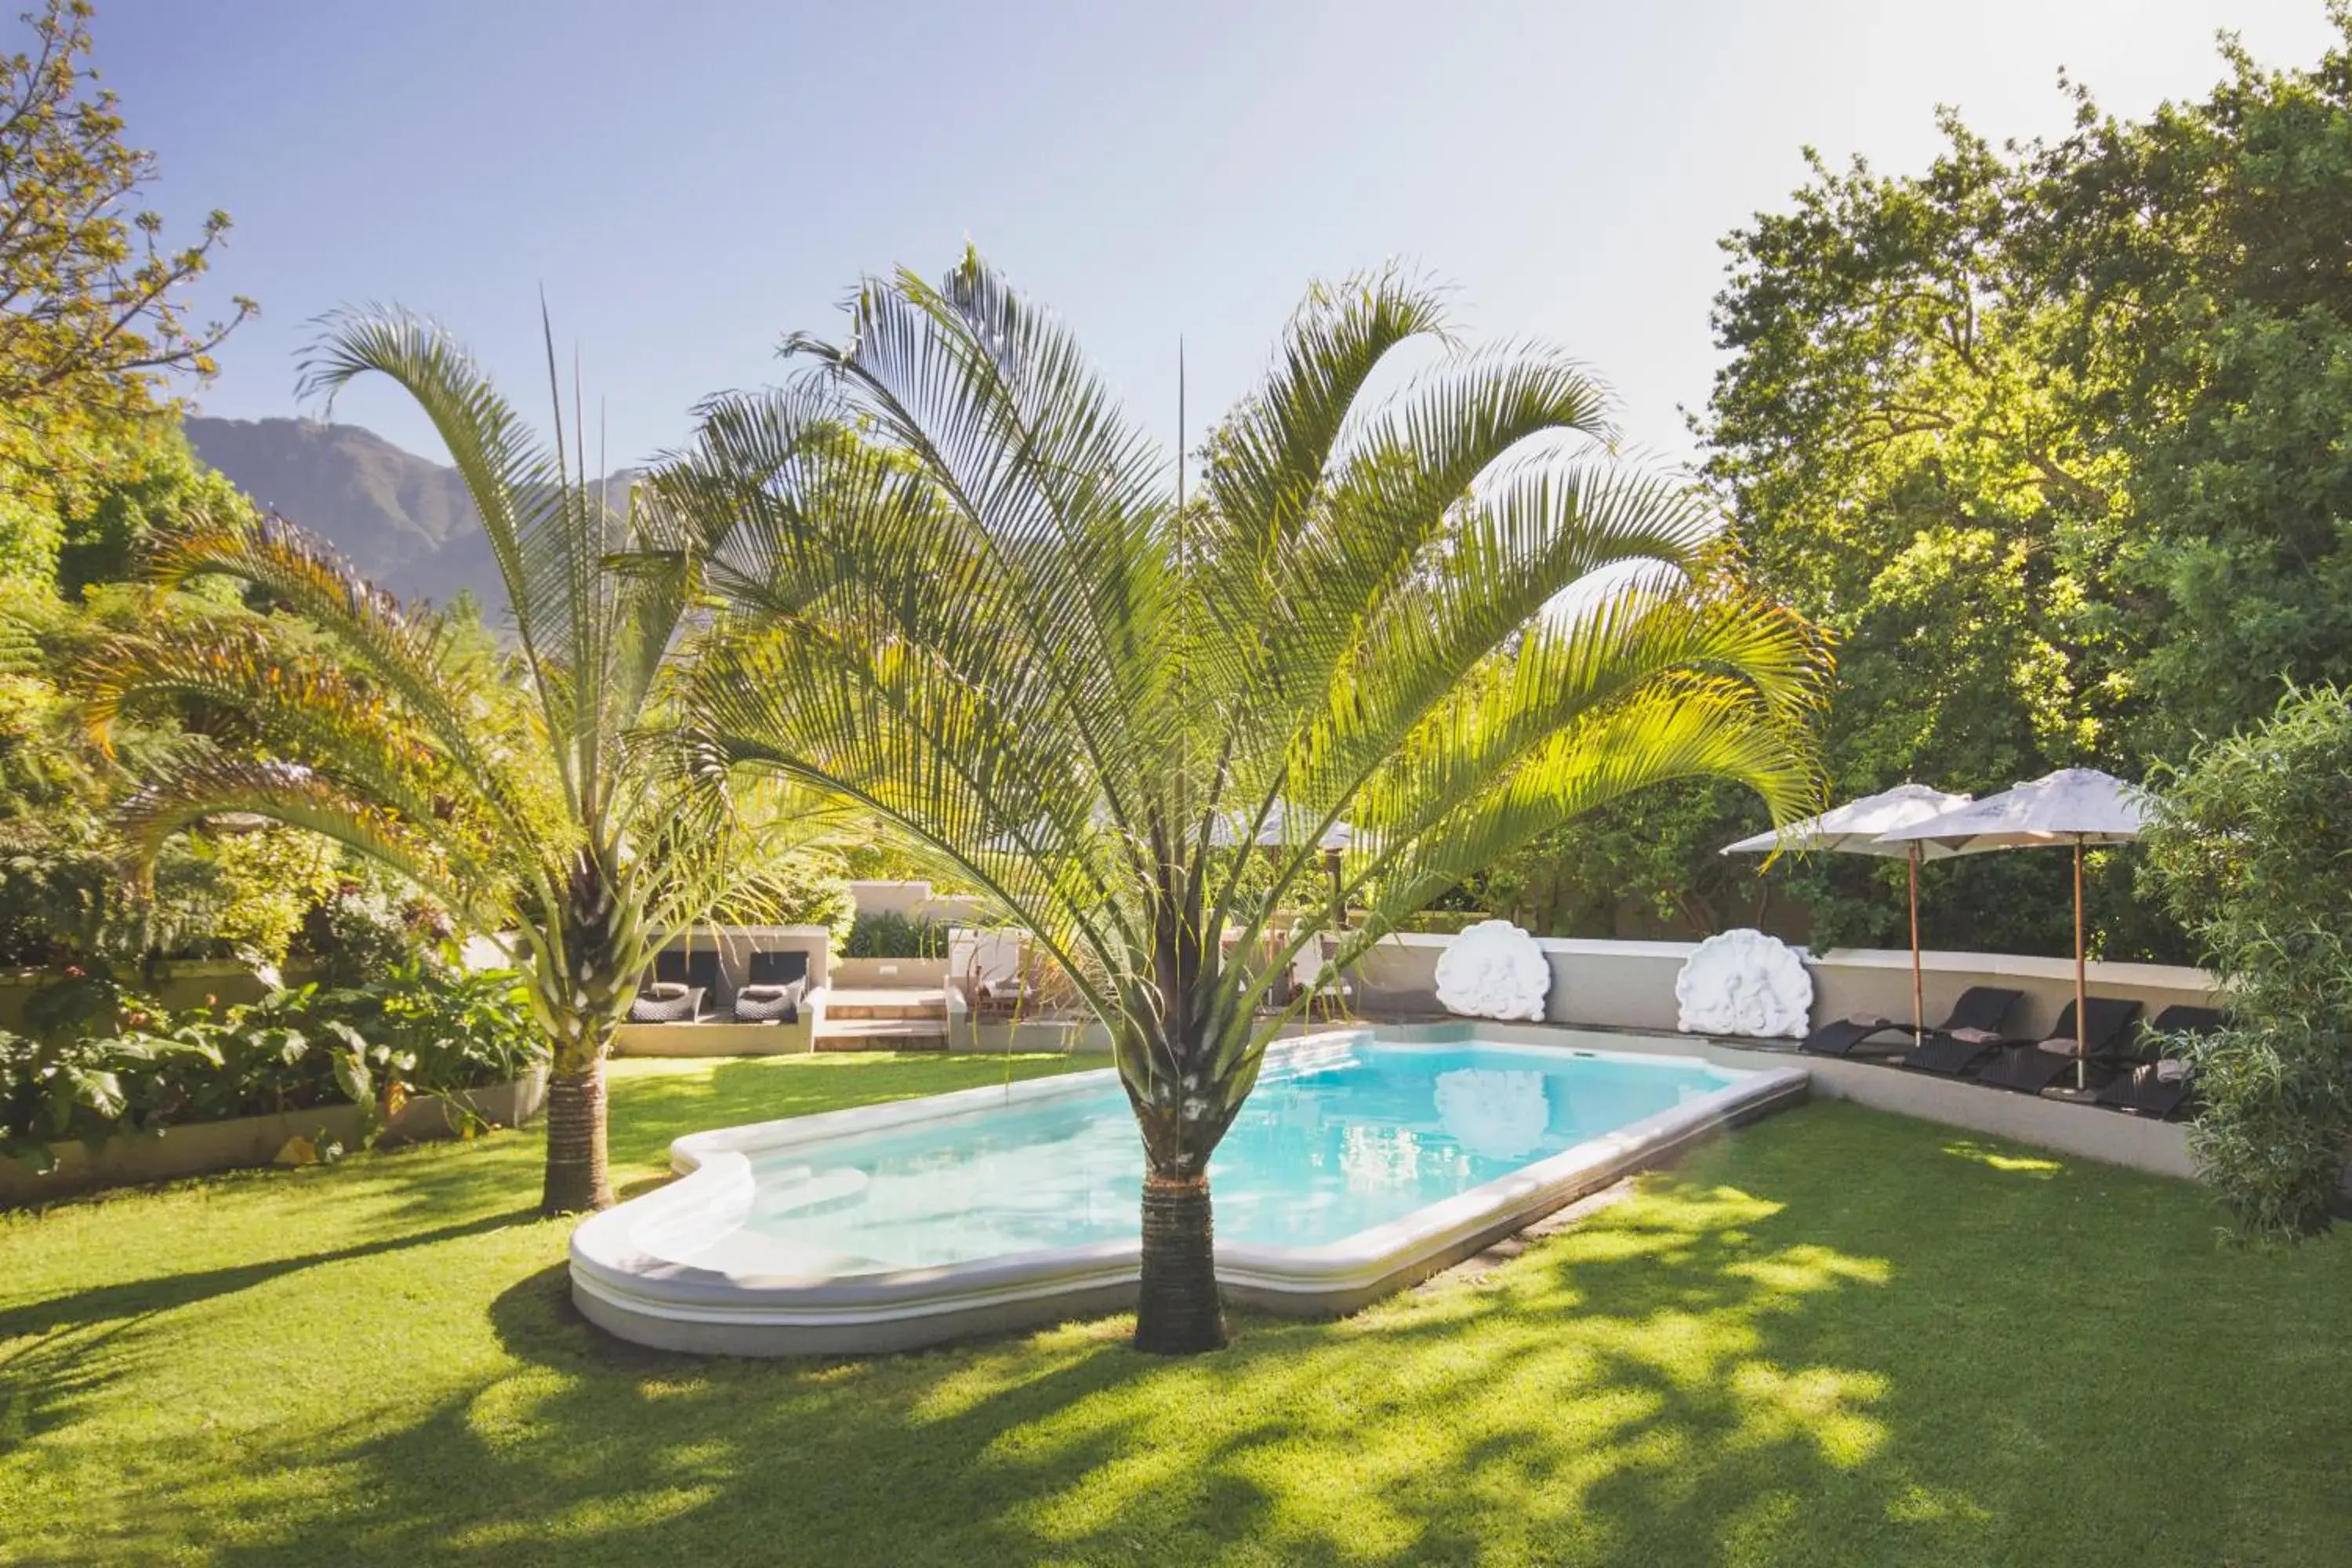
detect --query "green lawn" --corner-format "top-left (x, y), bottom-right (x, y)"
top-left (4, 1054), bottom-right (2350, 1567)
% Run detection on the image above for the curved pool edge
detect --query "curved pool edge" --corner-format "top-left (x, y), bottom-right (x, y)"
top-left (569, 1034), bottom-right (1810, 1356)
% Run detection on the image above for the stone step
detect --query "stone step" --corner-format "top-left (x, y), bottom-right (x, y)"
top-left (825, 987), bottom-right (949, 1022)
top-left (814, 1018), bottom-right (951, 1051)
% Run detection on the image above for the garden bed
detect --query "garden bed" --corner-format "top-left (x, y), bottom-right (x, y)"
top-left (0, 1068), bottom-right (545, 1205)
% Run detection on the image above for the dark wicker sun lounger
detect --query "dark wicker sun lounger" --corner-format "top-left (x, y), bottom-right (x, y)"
top-left (1970, 997), bottom-right (2146, 1093)
top-left (732, 949), bottom-right (810, 1024)
top-left (2093, 1005), bottom-right (2225, 1118)
top-left (630, 948), bottom-right (720, 1023)
top-left (1800, 986), bottom-right (2023, 1058)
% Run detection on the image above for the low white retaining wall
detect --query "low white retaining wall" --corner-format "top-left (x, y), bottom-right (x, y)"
top-left (1377, 1021), bottom-right (2194, 1180)
top-left (1, 1069), bottom-right (548, 1206)
top-left (1352, 934), bottom-right (2218, 1042)
top-left (847, 881), bottom-right (983, 927)
top-left (829, 956), bottom-right (949, 989)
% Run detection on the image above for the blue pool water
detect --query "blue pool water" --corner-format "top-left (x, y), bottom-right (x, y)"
top-left (711, 1040), bottom-right (1748, 1276)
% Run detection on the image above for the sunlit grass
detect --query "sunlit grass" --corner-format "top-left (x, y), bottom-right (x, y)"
top-left (1940, 1139), bottom-right (2066, 1178)
top-left (4, 1054), bottom-right (2351, 1566)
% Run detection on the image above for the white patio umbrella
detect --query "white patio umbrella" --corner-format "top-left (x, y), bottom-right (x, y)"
top-left (1720, 782), bottom-right (1973, 1045)
top-left (1207, 802), bottom-right (1353, 853)
top-left (1875, 768), bottom-right (2151, 1088)
top-left (985, 805), bottom-right (1357, 924)
top-left (1210, 804), bottom-right (1355, 927)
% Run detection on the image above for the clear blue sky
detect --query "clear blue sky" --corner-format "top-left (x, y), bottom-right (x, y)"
top-left (105, 0), bottom-right (2336, 473)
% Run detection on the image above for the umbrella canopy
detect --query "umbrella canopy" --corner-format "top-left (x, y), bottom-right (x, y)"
top-left (1719, 782), bottom-right (1974, 860)
top-left (1877, 768), bottom-right (2150, 1089)
top-left (1721, 783), bottom-right (1973, 1044)
top-left (1872, 768), bottom-right (2147, 856)
top-left (983, 804), bottom-right (1354, 925)
top-left (987, 802), bottom-right (1351, 853)
top-left (1207, 802), bottom-right (1353, 852)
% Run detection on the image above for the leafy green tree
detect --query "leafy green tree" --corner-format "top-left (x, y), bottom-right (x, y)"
top-left (1508, 19), bottom-right (2352, 963)
top-left (0, 0), bottom-right (249, 414)
top-left (50, 418), bottom-right (246, 596)
top-left (0, 0), bottom-right (252, 586)
top-left (1494, 115), bottom-right (2131, 956)
top-left (2143, 686), bottom-right (2352, 1241)
top-left (2020, 19), bottom-right (2352, 755)
top-left (659, 256), bottom-right (1827, 1353)
top-left (84, 314), bottom-right (815, 1214)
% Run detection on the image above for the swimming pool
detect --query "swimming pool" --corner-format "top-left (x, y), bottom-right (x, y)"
top-left (570, 1030), bottom-right (1807, 1355)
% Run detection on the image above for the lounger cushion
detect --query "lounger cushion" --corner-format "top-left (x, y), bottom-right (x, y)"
top-left (2067, 998), bottom-right (2146, 1058)
top-left (732, 978), bottom-right (804, 1024)
top-left (644, 982), bottom-right (688, 1000)
top-left (2147, 1005), bottom-right (2227, 1039)
top-left (629, 985), bottom-right (703, 1024)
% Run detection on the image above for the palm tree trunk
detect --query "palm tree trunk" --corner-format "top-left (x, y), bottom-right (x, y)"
top-left (540, 1059), bottom-right (614, 1215)
top-left (538, 854), bottom-right (628, 1217)
top-left (1134, 1169), bottom-right (1226, 1353)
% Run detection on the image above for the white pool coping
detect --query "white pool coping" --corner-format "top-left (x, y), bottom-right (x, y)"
top-left (568, 1028), bottom-right (1809, 1356)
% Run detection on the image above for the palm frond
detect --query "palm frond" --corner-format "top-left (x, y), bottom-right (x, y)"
top-left (141, 511), bottom-right (557, 849)
top-left (115, 755), bottom-right (497, 927)
top-left (299, 309), bottom-right (566, 673)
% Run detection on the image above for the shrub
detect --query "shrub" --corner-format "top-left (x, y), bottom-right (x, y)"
top-left (0, 992), bottom-right (366, 1170)
top-left (355, 962), bottom-right (542, 1096)
top-left (0, 1025), bottom-right (216, 1167)
top-left (297, 875), bottom-right (454, 987)
top-left (844, 910), bottom-right (947, 959)
top-left (1391, 909), bottom-right (1494, 935)
top-left (2143, 684), bottom-right (2352, 1240)
top-left (0, 962), bottom-right (546, 1171)
top-left (713, 851), bottom-right (856, 952)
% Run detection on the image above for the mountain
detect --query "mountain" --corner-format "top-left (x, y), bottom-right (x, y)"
top-left (185, 416), bottom-right (638, 612)
top-left (185, 416), bottom-right (503, 608)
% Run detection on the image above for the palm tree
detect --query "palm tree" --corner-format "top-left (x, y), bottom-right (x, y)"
top-left (655, 255), bottom-right (1830, 1354)
top-left (83, 313), bottom-right (804, 1215)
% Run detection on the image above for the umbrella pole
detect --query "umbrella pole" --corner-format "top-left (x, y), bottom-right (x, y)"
top-left (2074, 837), bottom-right (2088, 1093)
top-left (1908, 844), bottom-right (1924, 1048)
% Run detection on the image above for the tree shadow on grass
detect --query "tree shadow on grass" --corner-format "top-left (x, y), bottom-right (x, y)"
top-left (17, 1099), bottom-right (2352, 1567)
top-left (165, 1109), bottom-right (2053, 1566)
top-left (0, 1204), bottom-right (540, 1342)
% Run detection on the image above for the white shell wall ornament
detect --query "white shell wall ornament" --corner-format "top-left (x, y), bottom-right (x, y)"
top-left (1674, 928), bottom-right (1813, 1039)
top-left (1432, 920), bottom-right (1552, 1022)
